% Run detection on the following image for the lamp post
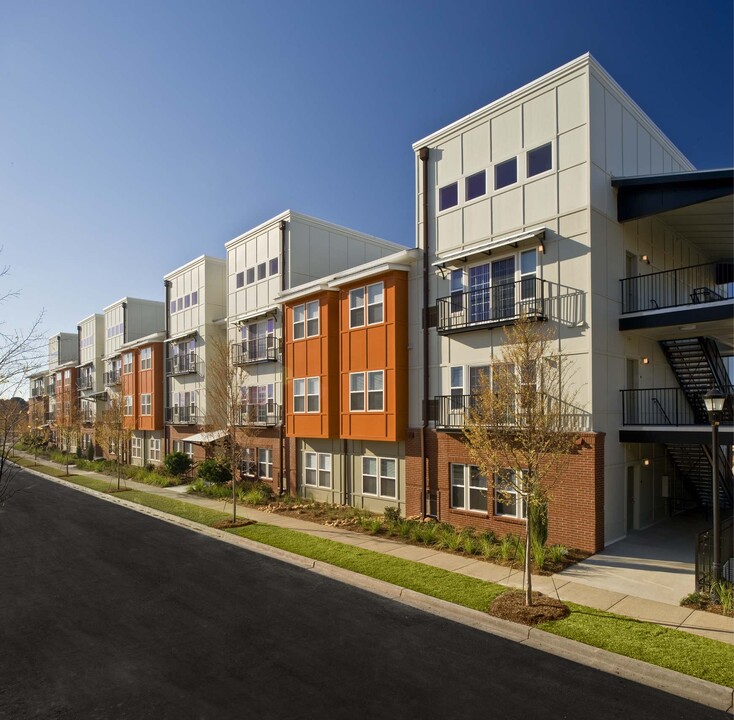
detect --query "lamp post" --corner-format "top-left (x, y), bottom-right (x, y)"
top-left (703, 388), bottom-right (726, 583)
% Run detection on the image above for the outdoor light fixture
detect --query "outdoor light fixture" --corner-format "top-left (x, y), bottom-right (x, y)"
top-left (641, 254), bottom-right (650, 265)
top-left (538, 241), bottom-right (545, 254)
top-left (641, 357), bottom-right (650, 365)
top-left (642, 458), bottom-right (650, 466)
top-left (703, 387), bottom-right (727, 583)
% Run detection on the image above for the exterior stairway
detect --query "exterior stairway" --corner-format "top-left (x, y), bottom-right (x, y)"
top-left (666, 443), bottom-right (733, 510)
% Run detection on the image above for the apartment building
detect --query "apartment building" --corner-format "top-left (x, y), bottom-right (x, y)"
top-left (77, 313), bottom-right (105, 455)
top-left (226, 210), bottom-right (405, 492)
top-left (281, 248), bottom-right (418, 512)
top-left (164, 255), bottom-right (227, 461)
top-left (102, 297), bottom-right (165, 461)
top-left (407, 53), bottom-right (733, 554)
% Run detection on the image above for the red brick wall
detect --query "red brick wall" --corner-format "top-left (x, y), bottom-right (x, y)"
top-left (406, 429), bottom-right (605, 553)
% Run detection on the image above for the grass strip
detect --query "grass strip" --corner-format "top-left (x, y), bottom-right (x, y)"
top-left (540, 603), bottom-right (733, 688)
top-left (21, 458), bottom-right (734, 687)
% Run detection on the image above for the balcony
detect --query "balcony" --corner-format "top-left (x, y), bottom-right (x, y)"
top-left (165, 405), bottom-right (200, 425)
top-left (81, 406), bottom-right (95, 424)
top-left (231, 338), bottom-right (278, 366)
top-left (47, 383), bottom-right (55, 395)
top-left (31, 385), bottom-right (46, 398)
top-left (103, 370), bottom-right (121, 386)
top-left (166, 353), bottom-right (198, 376)
top-left (436, 279), bottom-right (584, 334)
top-left (433, 394), bottom-right (590, 431)
top-left (45, 411), bottom-right (55, 424)
top-left (237, 403), bottom-right (281, 428)
top-left (77, 376), bottom-right (94, 391)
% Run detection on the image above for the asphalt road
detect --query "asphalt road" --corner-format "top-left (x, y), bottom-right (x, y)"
top-left (0, 468), bottom-right (726, 720)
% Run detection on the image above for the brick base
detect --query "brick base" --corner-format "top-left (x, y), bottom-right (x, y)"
top-left (406, 429), bottom-right (605, 554)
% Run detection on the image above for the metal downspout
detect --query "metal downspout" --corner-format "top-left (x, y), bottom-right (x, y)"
top-left (164, 280), bottom-right (171, 457)
top-left (419, 146), bottom-right (430, 518)
top-left (279, 219), bottom-right (287, 495)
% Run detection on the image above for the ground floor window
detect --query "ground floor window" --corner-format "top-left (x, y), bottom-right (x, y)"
top-left (494, 469), bottom-right (526, 518)
top-left (304, 452), bottom-right (331, 488)
top-left (362, 456), bottom-right (396, 498)
top-left (258, 448), bottom-right (273, 479)
top-left (173, 440), bottom-right (195, 459)
top-left (131, 437), bottom-right (142, 459)
top-left (450, 463), bottom-right (487, 512)
top-left (149, 438), bottom-right (161, 462)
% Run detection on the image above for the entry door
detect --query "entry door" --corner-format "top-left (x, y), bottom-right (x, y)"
top-left (626, 465), bottom-right (635, 531)
top-left (469, 264), bottom-right (490, 323)
top-left (491, 257), bottom-right (516, 320)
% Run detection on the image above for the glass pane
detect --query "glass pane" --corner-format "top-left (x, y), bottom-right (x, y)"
top-left (363, 456), bottom-right (377, 475)
top-left (521, 249), bottom-right (536, 275)
top-left (319, 454), bottom-right (331, 471)
top-left (380, 458), bottom-right (395, 479)
top-left (305, 453), bottom-right (316, 469)
top-left (363, 475), bottom-right (377, 495)
top-left (439, 182), bottom-right (458, 211)
top-left (367, 283), bottom-right (383, 306)
top-left (350, 288), bottom-right (364, 309)
top-left (350, 373), bottom-right (364, 392)
top-left (450, 366), bottom-right (463, 388)
top-left (469, 488), bottom-right (487, 512)
top-left (527, 143), bottom-right (552, 177)
top-left (381, 477), bottom-right (396, 498)
top-left (451, 486), bottom-right (464, 509)
top-left (494, 158), bottom-right (517, 189)
top-left (465, 171), bottom-right (486, 201)
top-left (368, 372), bottom-right (383, 391)
top-left (450, 464), bottom-right (465, 486)
top-left (469, 264), bottom-right (490, 323)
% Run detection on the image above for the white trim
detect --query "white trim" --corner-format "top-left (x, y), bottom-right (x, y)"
top-left (433, 227), bottom-right (546, 269)
top-left (164, 254), bottom-right (224, 281)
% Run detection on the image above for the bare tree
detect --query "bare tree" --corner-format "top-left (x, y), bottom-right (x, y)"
top-left (205, 336), bottom-right (260, 524)
top-left (0, 398), bottom-right (27, 506)
top-left (56, 390), bottom-right (81, 476)
top-left (27, 400), bottom-right (49, 465)
top-left (463, 316), bottom-right (582, 606)
top-left (94, 392), bottom-right (131, 490)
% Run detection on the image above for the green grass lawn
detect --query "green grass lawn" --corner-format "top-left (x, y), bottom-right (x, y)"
top-left (18, 457), bottom-right (734, 687)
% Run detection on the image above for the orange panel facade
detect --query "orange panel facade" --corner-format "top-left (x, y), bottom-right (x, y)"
top-left (121, 343), bottom-right (164, 431)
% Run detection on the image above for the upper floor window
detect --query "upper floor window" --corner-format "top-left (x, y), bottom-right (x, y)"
top-left (123, 353), bottom-right (133, 374)
top-left (349, 370), bottom-right (384, 412)
top-left (495, 157), bottom-right (517, 190)
top-left (177, 298), bottom-right (183, 312)
top-left (257, 262), bottom-right (267, 280)
top-left (63, 369), bottom-right (71, 381)
top-left (349, 282), bottom-right (384, 328)
top-left (141, 394), bottom-right (151, 415)
top-left (236, 271), bottom-right (245, 289)
top-left (140, 347), bottom-right (152, 370)
top-left (191, 291), bottom-right (198, 305)
top-left (269, 258), bottom-right (279, 276)
top-left (293, 377), bottom-right (319, 413)
top-left (246, 268), bottom-right (255, 285)
top-left (527, 143), bottom-right (552, 177)
top-left (439, 182), bottom-right (458, 211)
top-left (123, 395), bottom-right (133, 416)
top-left (293, 301), bottom-right (319, 340)
top-left (465, 171), bottom-right (486, 201)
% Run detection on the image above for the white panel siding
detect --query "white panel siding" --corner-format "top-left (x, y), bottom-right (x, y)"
top-left (491, 106), bottom-right (522, 162)
top-left (557, 74), bottom-right (586, 134)
top-left (523, 89), bottom-right (556, 149)
top-left (461, 122), bottom-right (490, 175)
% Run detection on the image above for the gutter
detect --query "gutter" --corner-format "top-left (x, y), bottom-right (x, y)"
top-left (279, 219), bottom-right (287, 495)
top-left (419, 146), bottom-right (431, 518)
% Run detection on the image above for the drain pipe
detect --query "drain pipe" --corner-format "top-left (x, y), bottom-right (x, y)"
top-left (164, 280), bottom-right (171, 457)
top-left (419, 146), bottom-right (430, 518)
top-left (279, 219), bottom-right (287, 495)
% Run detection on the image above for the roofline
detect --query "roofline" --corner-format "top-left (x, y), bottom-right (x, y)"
top-left (77, 313), bottom-right (104, 326)
top-left (120, 331), bottom-right (167, 350)
top-left (103, 297), bottom-right (165, 312)
top-left (164, 254), bottom-right (225, 280)
top-left (611, 168), bottom-right (734, 188)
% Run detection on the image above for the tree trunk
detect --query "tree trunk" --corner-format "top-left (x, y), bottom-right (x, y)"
top-left (525, 507), bottom-right (533, 606)
top-left (232, 447), bottom-right (237, 523)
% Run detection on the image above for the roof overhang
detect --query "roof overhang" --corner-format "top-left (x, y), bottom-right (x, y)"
top-left (165, 329), bottom-right (198, 344)
top-left (184, 429), bottom-right (227, 444)
top-left (230, 305), bottom-right (279, 326)
top-left (432, 227), bottom-right (546, 271)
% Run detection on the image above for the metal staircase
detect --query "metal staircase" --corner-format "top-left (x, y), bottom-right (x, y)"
top-left (660, 336), bottom-right (733, 511)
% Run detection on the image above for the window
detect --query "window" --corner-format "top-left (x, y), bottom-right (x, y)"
top-left (191, 291), bottom-right (198, 305)
top-left (307, 377), bottom-right (320, 412)
top-left (362, 456), bottom-right (396, 498)
top-left (469, 365), bottom-right (489, 395)
top-left (140, 347), bottom-right (152, 370)
top-left (520, 249), bottom-right (538, 305)
top-left (141, 394), bottom-right (151, 416)
top-left (450, 269), bottom-right (464, 312)
top-left (241, 448), bottom-right (256, 477)
top-left (177, 298), bottom-right (183, 312)
top-left (439, 182), bottom-right (458, 211)
top-left (269, 258), bottom-right (279, 276)
top-left (150, 438), bottom-right (161, 462)
top-left (367, 371), bottom-right (383, 411)
top-left (306, 300), bottom-right (319, 336)
top-left (184, 441), bottom-right (193, 459)
top-left (494, 469), bottom-right (526, 518)
top-left (450, 366), bottom-right (464, 410)
top-left (184, 294), bottom-right (190, 308)
top-left (293, 379), bottom-right (305, 413)
top-left (367, 282), bottom-right (384, 324)
top-left (304, 452), bottom-right (331, 488)
top-left (293, 304), bottom-right (305, 340)
top-left (258, 448), bottom-right (273, 479)
top-left (123, 353), bottom-right (133, 374)
top-left (131, 437), bottom-right (142, 459)
top-left (349, 373), bottom-right (365, 411)
top-left (123, 396), bottom-right (133, 416)
top-left (527, 143), bottom-right (552, 177)
top-left (64, 369), bottom-right (71, 381)
top-left (349, 287), bottom-right (365, 327)
top-left (236, 271), bottom-right (245, 288)
top-left (257, 262), bottom-right (267, 280)
top-left (465, 171), bottom-right (486, 201)
top-left (246, 268), bottom-right (255, 285)
top-left (495, 157), bottom-right (517, 190)
top-left (450, 464), bottom-right (488, 512)
top-left (170, 300), bottom-right (176, 314)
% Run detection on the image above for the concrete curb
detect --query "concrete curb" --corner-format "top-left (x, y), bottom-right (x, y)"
top-left (19, 466), bottom-right (734, 713)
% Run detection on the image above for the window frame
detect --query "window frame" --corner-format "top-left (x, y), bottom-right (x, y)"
top-left (293, 304), bottom-right (305, 340)
top-left (236, 271), bottom-right (245, 289)
top-left (494, 469), bottom-right (526, 519)
top-left (246, 268), bottom-right (255, 285)
top-left (366, 282), bottom-right (384, 325)
top-left (361, 456), bottom-right (397, 499)
top-left (349, 372), bottom-right (365, 412)
top-left (494, 156), bottom-right (518, 190)
top-left (293, 378), bottom-right (305, 413)
top-left (304, 451), bottom-right (331, 488)
top-left (349, 287), bottom-right (365, 328)
top-left (131, 437), bottom-right (142, 459)
top-left (123, 395), bottom-right (133, 416)
top-left (141, 394), bottom-right (152, 416)
top-left (306, 376), bottom-right (320, 413)
top-left (258, 448), bottom-right (273, 479)
top-left (150, 438), bottom-right (161, 462)
top-left (438, 181), bottom-right (459, 212)
top-left (123, 353), bottom-right (133, 375)
top-left (465, 170), bottom-right (486, 202)
top-left (526, 142), bottom-right (553, 178)
top-left (450, 463), bottom-right (488, 513)
top-left (140, 347), bottom-right (152, 371)
top-left (269, 257), bottom-right (279, 276)
top-left (305, 300), bottom-right (319, 337)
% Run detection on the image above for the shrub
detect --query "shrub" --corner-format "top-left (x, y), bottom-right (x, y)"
top-left (86, 443), bottom-right (94, 461)
top-left (189, 478), bottom-right (231, 499)
top-left (548, 544), bottom-right (568, 564)
top-left (499, 534), bottom-right (520, 562)
top-left (164, 451), bottom-right (193, 477)
top-left (396, 518), bottom-right (414, 538)
top-left (75, 446), bottom-right (82, 459)
top-left (197, 459), bottom-right (231, 484)
top-left (240, 482), bottom-right (273, 505)
top-left (383, 506), bottom-right (401, 526)
top-left (478, 534), bottom-right (498, 560)
top-left (531, 536), bottom-right (546, 570)
top-left (713, 580), bottom-right (734, 614)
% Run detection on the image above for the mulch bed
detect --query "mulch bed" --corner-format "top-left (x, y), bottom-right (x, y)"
top-left (488, 590), bottom-right (570, 626)
top-left (212, 518), bottom-right (256, 530)
top-left (681, 596), bottom-right (733, 617)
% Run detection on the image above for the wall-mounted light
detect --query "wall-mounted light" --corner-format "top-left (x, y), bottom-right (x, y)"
top-left (641, 254), bottom-right (650, 265)
top-left (642, 458), bottom-right (650, 466)
top-left (641, 357), bottom-right (650, 365)
top-left (538, 241), bottom-right (545, 254)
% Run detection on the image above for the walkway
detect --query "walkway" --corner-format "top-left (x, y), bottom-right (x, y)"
top-left (15, 453), bottom-right (734, 645)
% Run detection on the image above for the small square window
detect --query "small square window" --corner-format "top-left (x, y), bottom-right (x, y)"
top-left (527, 143), bottom-right (552, 177)
top-left (176, 298), bottom-right (183, 312)
top-left (306, 301), bottom-right (319, 337)
top-left (257, 262), bottom-right (267, 280)
top-left (246, 268), bottom-right (255, 285)
top-left (170, 300), bottom-right (176, 314)
top-left (191, 291), bottom-right (198, 305)
top-left (439, 182), bottom-right (458, 211)
top-left (269, 258), bottom-right (279, 275)
top-left (494, 158), bottom-right (517, 190)
top-left (236, 272), bottom-right (245, 288)
top-left (184, 294), bottom-right (190, 308)
top-left (465, 171), bottom-right (486, 201)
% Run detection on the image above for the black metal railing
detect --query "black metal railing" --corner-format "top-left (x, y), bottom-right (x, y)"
top-left (621, 387), bottom-right (734, 426)
top-left (231, 338), bottom-right (278, 365)
top-left (31, 385), bottom-right (46, 397)
top-left (237, 403), bottom-right (281, 427)
top-left (696, 516), bottom-right (734, 592)
top-left (433, 394), bottom-right (591, 431)
top-left (47, 383), bottom-right (55, 395)
top-left (45, 411), bottom-right (55, 424)
top-left (166, 353), bottom-right (197, 376)
top-left (165, 406), bottom-right (200, 425)
top-left (103, 370), bottom-right (121, 386)
top-left (77, 376), bottom-right (94, 391)
top-left (620, 261), bottom-right (734, 314)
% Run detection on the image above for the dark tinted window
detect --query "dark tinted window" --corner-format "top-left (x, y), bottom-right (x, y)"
top-left (246, 268), bottom-right (255, 284)
top-left (465, 171), bottom-right (486, 201)
top-left (236, 272), bottom-right (244, 288)
top-left (439, 182), bottom-right (458, 211)
top-left (494, 158), bottom-right (517, 190)
top-left (527, 143), bottom-right (552, 177)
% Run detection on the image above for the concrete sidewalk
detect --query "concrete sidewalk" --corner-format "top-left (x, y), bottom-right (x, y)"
top-left (16, 453), bottom-right (734, 645)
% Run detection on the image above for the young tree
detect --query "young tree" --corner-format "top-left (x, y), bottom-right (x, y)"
top-left (205, 336), bottom-right (260, 524)
top-left (27, 399), bottom-right (49, 465)
top-left (56, 391), bottom-right (82, 476)
top-left (94, 393), bottom-right (132, 490)
top-left (463, 316), bottom-right (582, 606)
top-left (0, 398), bottom-right (27, 507)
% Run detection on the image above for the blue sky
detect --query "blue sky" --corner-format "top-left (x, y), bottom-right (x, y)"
top-left (1, 0), bottom-right (732, 343)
